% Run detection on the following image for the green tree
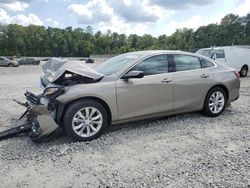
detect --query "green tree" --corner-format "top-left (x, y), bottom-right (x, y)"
top-left (0, 12), bottom-right (249, 57)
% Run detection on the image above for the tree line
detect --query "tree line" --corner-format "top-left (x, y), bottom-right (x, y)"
top-left (0, 13), bottom-right (249, 57)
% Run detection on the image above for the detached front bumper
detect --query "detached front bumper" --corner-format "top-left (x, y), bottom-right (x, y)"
top-left (25, 91), bottom-right (62, 142)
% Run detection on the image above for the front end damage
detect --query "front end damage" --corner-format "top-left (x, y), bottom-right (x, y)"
top-left (0, 91), bottom-right (63, 142)
top-left (25, 91), bottom-right (63, 142)
top-left (0, 58), bottom-right (104, 142)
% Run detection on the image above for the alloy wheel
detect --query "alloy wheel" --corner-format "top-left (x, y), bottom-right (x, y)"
top-left (72, 107), bottom-right (103, 138)
top-left (208, 91), bottom-right (225, 114)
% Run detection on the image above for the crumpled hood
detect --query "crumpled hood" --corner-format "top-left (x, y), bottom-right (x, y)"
top-left (42, 58), bottom-right (104, 83)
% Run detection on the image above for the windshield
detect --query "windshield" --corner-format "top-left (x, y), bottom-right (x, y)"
top-left (94, 53), bottom-right (141, 76)
top-left (196, 49), bottom-right (217, 58)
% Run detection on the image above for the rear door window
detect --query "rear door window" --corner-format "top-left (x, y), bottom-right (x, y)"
top-left (173, 54), bottom-right (201, 72)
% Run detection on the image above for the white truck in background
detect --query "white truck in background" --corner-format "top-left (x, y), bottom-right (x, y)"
top-left (196, 46), bottom-right (250, 77)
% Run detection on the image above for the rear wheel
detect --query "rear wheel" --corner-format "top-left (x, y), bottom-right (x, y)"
top-left (203, 87), bottom-right (227, 117)
top-left (240, 65), bottom-right (248, 77)
top-left (8, 63), bottom-right (13, 67)
top-left (63, 100), bottom-right (108, 141)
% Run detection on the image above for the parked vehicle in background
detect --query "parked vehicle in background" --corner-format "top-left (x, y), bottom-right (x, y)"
top-left (85, 58), bottom-right (94, 64)
top-left (6, 56), bottom-right (14, 60)
top-left (196, 46), bottom-right (250, 77)
top-left (27, 50), bottom-right (240, 142)
top-left (0, 56), bottom-right (19, 67)
top-left (79, 58), bottom-right (95, 63)
top-left (18, 57), bottom-right (40, 65)
top-left (42, 58), bottom-right (50, 61)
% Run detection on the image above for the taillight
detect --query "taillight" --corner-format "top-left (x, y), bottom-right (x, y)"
top-left (234, 71), bottom-right (240, 78)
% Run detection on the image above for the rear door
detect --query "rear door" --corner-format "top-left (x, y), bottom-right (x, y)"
top-left (115, 54), bottom-right (174, 120)
top-left (171, 54), bottom-right (214, 112)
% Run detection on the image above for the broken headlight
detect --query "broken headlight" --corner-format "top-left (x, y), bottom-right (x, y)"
top-left (43, 87), bottom-right (64, 98)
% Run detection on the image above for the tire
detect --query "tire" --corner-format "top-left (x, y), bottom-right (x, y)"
top-left (8, 63), bottom-right (14, 67)
top-left (203, 87), bottom-right (227, 117)
top-left (240, 65), bottom-right (248, 77)
top-left (63, 100), bottom-right (108, 141)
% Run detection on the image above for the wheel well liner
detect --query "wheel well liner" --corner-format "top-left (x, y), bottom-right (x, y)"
top-left (58, 97), bottom-right (112, 126)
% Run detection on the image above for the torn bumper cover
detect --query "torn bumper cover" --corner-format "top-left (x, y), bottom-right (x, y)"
top-left (25, 91), bottom-right (62, 142)
top-left (0, 92), bottom-right (62, 142)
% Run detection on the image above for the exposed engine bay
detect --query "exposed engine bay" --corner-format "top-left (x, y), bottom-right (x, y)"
top-left (53, 71), bottom-right (101, 86)
top-left (42, 58), bottom-right (103, 82)
top-left (0, 58), bottom-right (103, 142)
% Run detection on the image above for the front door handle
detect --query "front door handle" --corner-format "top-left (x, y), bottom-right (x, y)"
top-left (161, 78), bottom-right (172, 83)
top-left (200, 74), bottom-right (209, 78)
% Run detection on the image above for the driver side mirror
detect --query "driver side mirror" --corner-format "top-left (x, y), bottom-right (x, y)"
top-left (122, 71), bottom-right (144, 79)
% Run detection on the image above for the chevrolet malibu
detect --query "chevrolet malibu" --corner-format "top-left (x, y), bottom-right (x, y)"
top-left (25, 51), bottom-right (240, 142)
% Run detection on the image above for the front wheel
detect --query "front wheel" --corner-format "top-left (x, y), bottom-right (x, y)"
top-left (63, 100), bottom-right (108, 141)
top-left (203, 87), bottom-right (227, 117)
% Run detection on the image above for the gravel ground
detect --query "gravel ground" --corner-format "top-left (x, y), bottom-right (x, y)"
top-left (0, 64), bottom-right (249, 188)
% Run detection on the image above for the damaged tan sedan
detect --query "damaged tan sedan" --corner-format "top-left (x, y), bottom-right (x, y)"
top-left (9, 51), bottom-right (241, 142)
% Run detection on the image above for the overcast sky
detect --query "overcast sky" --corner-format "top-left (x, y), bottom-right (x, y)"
top-left (0, 0), bottom-right (250, 36)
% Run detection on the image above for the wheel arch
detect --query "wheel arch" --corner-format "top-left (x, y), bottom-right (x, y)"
top-left (208, 84), bottom-right (229, 100)
top-left (203, 84), bottom-right (229, 109)
top-left (202, 84), bottom-right (229, 117)
top-left (58, 96), bottom-right (112, 126)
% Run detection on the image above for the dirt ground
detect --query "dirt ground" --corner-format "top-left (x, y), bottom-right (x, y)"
top-left (0, 64), bottom-right (249, 188)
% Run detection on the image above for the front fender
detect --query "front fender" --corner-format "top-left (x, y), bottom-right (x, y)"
top-left (56, 82), bottom-right (118, 121)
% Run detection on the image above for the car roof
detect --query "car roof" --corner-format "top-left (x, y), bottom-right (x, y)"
top-left (125, 50), bottom-right (198, 58)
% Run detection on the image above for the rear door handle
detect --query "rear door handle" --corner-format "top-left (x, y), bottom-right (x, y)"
top-left (200, 74), bottom-right (209, 78)
top-left (161, 78), bottom-right (172, 83)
